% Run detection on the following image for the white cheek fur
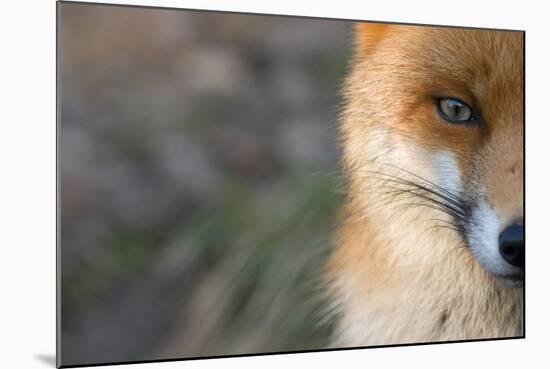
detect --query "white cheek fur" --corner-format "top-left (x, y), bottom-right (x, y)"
top-left (432, 152), bottom-right (518, 276)
top-left (434, 151), bottom-right (462, 197)
top-left (468, 202), bottom-right (501, 268)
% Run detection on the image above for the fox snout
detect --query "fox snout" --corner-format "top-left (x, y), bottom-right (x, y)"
top-left (466, 144), bottom-right (523, 286)
top-left (499, 223), bottom-right (524, 269)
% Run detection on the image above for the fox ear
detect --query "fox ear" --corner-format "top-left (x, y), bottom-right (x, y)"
top-left (355, 22), bottom-right (390, 55)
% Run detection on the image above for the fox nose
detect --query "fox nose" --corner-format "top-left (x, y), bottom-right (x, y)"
top-left (499, 224), bottom-right (524, 268)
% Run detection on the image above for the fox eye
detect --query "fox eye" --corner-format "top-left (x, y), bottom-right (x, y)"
top-left (437, 97), bottom-right (477, 124)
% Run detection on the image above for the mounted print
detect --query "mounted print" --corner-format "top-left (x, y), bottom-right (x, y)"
top-left (58, 1), bottom-right (524, 367)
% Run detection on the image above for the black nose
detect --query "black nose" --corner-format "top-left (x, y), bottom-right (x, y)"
top-left (499, 224), bottom-right (524, 268)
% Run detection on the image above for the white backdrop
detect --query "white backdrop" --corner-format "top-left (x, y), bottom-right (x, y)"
top-left (1, 0), bottom-right (547, 368)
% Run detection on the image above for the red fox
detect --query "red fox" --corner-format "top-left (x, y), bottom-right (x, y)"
top-left (326, 23), bottom-right (523, 346)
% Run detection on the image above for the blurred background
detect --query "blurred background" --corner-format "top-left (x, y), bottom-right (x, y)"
top-left (59, 2), bottom-right (351, 366)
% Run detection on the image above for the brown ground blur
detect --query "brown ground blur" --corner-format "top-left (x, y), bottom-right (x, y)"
top-left (59, 3), bottom-right (351, 366)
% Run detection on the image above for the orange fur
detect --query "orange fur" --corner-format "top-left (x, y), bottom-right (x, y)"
top-left (326, 23), bottom-right (523, 346)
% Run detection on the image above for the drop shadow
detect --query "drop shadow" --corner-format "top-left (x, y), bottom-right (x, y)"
top-left (34, 354), bottom-right (56, 367)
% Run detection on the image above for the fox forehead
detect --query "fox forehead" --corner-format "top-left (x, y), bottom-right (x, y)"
top-left (354, 24), bottom-right (523, 128)
top-left (348, 24), bottom-right (523, 151)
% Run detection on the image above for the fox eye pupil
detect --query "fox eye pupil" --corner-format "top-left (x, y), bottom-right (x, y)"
top-left (437, 98), bottom-right (474, 123)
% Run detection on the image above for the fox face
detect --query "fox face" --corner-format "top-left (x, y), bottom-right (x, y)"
top-left (340, 24), bottom-right (524, 288)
